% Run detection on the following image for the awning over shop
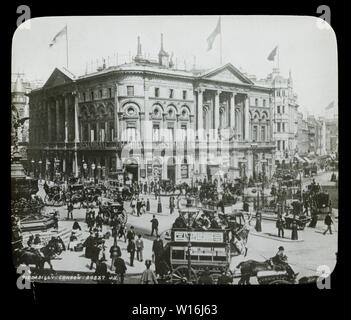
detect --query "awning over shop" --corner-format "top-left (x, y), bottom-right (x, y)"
top-left (303, 157), bottom-right (312, 164)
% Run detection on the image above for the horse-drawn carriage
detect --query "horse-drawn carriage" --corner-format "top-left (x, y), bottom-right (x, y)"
top-left (99, 201), bottom-right (128, 226)
top-left (43, 184), bottom-right (65, 206)
top-left (161, 206), bottom-right (250, 284)
top-left (66, 184), bottom-right (85, 207)
top-left (165, 228), bottom-right (233, 284)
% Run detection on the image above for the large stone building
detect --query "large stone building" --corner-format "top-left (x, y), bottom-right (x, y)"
top-left (255, 69), bottom-right (299, 168)
top-left (27, 35), bottom-right (276, 184)
top-left (325, 117), bottom-right (338, 155)
top-left (296, 112), bottom-right (309, 156)
top-left (11, 75), bottom-right (43, 167)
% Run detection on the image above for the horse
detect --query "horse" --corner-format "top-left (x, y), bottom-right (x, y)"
top-left (14, 244), bottom-right (58, 271)
top-left (236, 259), bottom-right (273, 285)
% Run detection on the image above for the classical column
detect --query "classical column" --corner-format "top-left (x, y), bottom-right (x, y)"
top-left (47, 101), bottom-right (52, 142)
top-left (244, 95), bottom-right (250, 141)
top-left (114, 84), bottom-right (119, 141)
top-left (230, 93), bottom-right (235, 129)
top-left (64, 95), bottom-right (69, 143)
top-left (74, 94), bottom-right (80, 143)
top-left (197, 89), bottom-right (203, 139)
top-left (214, 90), bottom-right (220, 132)
top-left (56, 99), bottom-right (60, 141)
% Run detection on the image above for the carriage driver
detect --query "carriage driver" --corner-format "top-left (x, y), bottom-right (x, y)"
top-left (271, 246), bottom-right (298, 279)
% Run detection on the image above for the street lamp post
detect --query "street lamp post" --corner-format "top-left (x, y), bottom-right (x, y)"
top-left (179, 198), bottom-right (200, 284)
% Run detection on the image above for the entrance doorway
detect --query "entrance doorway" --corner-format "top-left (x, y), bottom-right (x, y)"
top-left (167, 165), bottom-right (175, 183)
top-left (167, 157), bottom-right (176, 183)
top-left (125, 164), bottom-right (138, 184)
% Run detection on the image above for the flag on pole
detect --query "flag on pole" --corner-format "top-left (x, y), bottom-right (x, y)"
top-left (325, 101), bottom-right (334, 110)
top-left (267, 46), bottom-right (278, 61)
top-left (207, 17), bottom-right (221, 51)
top-left (49, 26), bottom-right (67, 48)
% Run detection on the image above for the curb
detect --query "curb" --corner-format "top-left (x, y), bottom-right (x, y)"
top-left (250, 232), bottom-right (304, 243)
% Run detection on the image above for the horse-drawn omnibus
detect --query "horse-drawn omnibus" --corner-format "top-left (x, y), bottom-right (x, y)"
top-left (166, 228), bottom-right (232, 284)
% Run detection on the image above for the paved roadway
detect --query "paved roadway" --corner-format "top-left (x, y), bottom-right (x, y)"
top-left (27, 170), bottom-right (338, 284)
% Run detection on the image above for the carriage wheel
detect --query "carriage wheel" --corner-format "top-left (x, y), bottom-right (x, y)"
top-left (171, 266), bottom-right (197, 284)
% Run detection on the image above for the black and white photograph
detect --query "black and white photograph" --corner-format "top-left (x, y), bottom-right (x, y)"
top-left (11, 14), bottom-right (338, 287)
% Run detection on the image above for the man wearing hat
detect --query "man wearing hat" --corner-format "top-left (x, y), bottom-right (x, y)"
top-left (271, 246), bottom-right (298, 279)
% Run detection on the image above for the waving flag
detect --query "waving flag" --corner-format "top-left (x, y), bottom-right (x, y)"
top-left (207, 17), bottom-right (221, 51)
top-left (325, 101), bottom-right (334, 110)
top-left (267, 46), bottom-right (278, 61)
top-left (49, 26), bottom-right (67, 48)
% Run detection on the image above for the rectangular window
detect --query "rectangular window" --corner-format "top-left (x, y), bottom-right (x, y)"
top-left (255, 98), bottom-right (258, 106)
top-left (282, 140), bottom-right (286, 150)
top-left (277, 140), bottom-right (281, 151)
top-left (99, 89), bottom-right (103, 98)
top-left (90, 129), bottom-right (95, 142)
top-left (91, 91), bottom-right (94, 101)
top-left (167, 125), bottom-right (174, 142)
top-left (253, 126), bottom-right (258, 141)
top-left (101, 128), bottom-right (105, 142)
top-left (277, 123), bottom-right (281, 132)
top-left (263, 99), bottom-right (266, 107)
top-left (83, 93), bottom-right (86, 102)
top-left (108, 88), bottom-right (112, 98)
top-left (153, 124), bottom-right (160, 141)
top-left (127, 86), bottom-right (134, 97)
top-left (155, 88), bottom-right (160, 97)
top-left (261, 126), bottom-right (266, 141)
top-left (282, 123), bottom-right (285, 132)
top-left (277, 106), bottom-right (280, 114)
top-left (282, 105), bottom-right (285, 113)
top-left (182, 90), bottom-right (187, 100)
top-left (169, 89), bottom-right (174, 99)
top-left (181, 124), bottom-right (187, 141)
top-left (127, 126), bottom-right (136, 142)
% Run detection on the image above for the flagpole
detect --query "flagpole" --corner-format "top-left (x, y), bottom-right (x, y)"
top-left (66, 24), bottom-right (69, 69)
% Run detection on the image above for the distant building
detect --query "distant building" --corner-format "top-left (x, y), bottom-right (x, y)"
top-left (325, 118), bottom-right (338, 155)
top-left (11, 75), bottom-right (43, 163)
top-left (256, 69), bottom-right (299, 168)
top-left (296, 112), bottom-right (309, 156)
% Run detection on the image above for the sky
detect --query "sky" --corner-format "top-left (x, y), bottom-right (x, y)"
top-left (12, 15), bottom-right (338, 118)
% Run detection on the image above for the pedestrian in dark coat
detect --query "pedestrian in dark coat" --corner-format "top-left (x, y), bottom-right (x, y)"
top-left (323, 213), bottom-right (333, 235)
top-left (136, 197), bottom-right (142, 216)
top-left (127, 226), bottom-right (135, 244)
top-left (72, 220), bottom-right (81, 231)
top-left (152, 235), bottom-right (164, 276)
top-left (276, 216), bottom-right (285, 238)
top-left (150, 215), bottom-right (159, 236)
top-left (114, 256), bottom-right (127, 284)
top-left (83, 232), bottom-right (95, 259)
top-left (146, 198), bottom-right (150, 212)
top-left (127, 239), bottom-right (136, 267)
top-left (169, 196), bottom-right (175, 215)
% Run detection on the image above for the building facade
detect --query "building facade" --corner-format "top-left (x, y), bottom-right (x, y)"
top-left (256, 69), bottom-right (299, 168)
top-left (27, 36), bottom-right (276, 184)
top-left (325, 118), bottom-right (338, 155)
top-left (296, 112), bottom-right (309, 155)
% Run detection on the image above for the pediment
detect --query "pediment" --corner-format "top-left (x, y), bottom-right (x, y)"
top-left (43, 68), bottom-right (75, 88)
top-left (199, 63), bottom-right (254, 85)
